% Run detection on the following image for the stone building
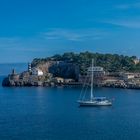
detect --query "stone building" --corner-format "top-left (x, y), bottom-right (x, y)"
top-left (79, 66), bottom-right (105, 85)
top-left (9, 69), bottom-right (19, 81)
top-left (53, 77), bottom-right (64, 83)
top-left (87, 66), bottom-right (105, 78)
top-left (122, 73), bottom-right (135, 81)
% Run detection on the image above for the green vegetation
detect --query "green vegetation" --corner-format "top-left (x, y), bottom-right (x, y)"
top-left (32, 51), bottom-right (140, 74)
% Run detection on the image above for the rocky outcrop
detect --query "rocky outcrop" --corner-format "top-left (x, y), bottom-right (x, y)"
top-left (2, 60), bottom-right (79, 87)
top-left (2, 77), bottom-right (30, 87)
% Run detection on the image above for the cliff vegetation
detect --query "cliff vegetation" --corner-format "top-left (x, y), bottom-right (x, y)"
top-left (32, 51), bottom-right (140, 74)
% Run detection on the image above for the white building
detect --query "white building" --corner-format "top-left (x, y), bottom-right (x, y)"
top-left (87, 66), bottom-right (105, 78)
top-left (79, 66), bottom-right (105, 83)
top-left (88, 66), bottom-right (104, 72)
top-left (32, 68), bottom-right (43, 76)
top-left (123, 73), bottom-right (135, 81)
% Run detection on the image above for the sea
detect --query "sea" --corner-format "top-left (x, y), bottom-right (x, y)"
top-left (0, 63), bottom-right (140, 140)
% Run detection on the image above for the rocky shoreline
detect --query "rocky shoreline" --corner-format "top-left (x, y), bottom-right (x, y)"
top-left (3, 74), bottom-right (140, 90)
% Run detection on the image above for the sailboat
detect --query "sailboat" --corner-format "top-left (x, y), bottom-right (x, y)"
top-left (77, 59), bottom-right (112, 106)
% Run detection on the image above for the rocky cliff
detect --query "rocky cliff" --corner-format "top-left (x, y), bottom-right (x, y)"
top-left (2, 60), bottom-right (79, 87)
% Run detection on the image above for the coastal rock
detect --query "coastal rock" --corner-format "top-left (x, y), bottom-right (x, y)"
top-left (2, 77), bottom-right (14, 87)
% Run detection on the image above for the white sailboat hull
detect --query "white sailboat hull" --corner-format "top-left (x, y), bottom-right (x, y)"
top-left (78, 100), bottom-right (112, 106)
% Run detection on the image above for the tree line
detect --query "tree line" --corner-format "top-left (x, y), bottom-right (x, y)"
top-left (32, 51), bottom-right (140, 74)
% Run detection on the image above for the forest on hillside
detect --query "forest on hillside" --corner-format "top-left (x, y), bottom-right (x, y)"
top-left (32, 52), bottom-right (140, 74)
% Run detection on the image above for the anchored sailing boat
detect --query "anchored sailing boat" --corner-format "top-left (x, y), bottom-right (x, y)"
top-left (78, 59), bottom-right (112, 106)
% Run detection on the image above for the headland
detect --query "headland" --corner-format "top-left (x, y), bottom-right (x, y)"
top-left (2, 52), bottom-right (140, 89)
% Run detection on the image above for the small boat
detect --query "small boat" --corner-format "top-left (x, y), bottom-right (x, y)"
top-left (78, 59), bottom-right (112, 106)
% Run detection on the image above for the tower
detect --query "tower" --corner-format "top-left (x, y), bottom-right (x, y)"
top-left (12, 69), bottom-right (16, 75)
top-left (28, 63), bottom-right (32, 72)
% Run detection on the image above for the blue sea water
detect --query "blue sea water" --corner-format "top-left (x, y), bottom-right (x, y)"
top-left (0, 63), bottom-right (27, 76)
top-left (0, 64), bottom-right (140, 140)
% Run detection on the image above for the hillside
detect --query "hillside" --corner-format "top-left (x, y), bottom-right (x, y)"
top-left (31, 51), bottom-right (140, 74)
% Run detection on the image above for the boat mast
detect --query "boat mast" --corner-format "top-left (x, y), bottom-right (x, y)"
top-left (91, 59), bottom-right (94, 100)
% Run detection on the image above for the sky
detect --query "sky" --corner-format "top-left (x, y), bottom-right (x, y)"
top-left (1, 0), bottom-right (140, 63)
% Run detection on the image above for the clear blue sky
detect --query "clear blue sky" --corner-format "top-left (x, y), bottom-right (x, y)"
top-left (0, 0), bottom-right (140, 63)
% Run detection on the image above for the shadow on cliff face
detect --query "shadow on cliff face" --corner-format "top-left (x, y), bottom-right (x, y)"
top-left (49, 62), bottom-right (79, 81)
